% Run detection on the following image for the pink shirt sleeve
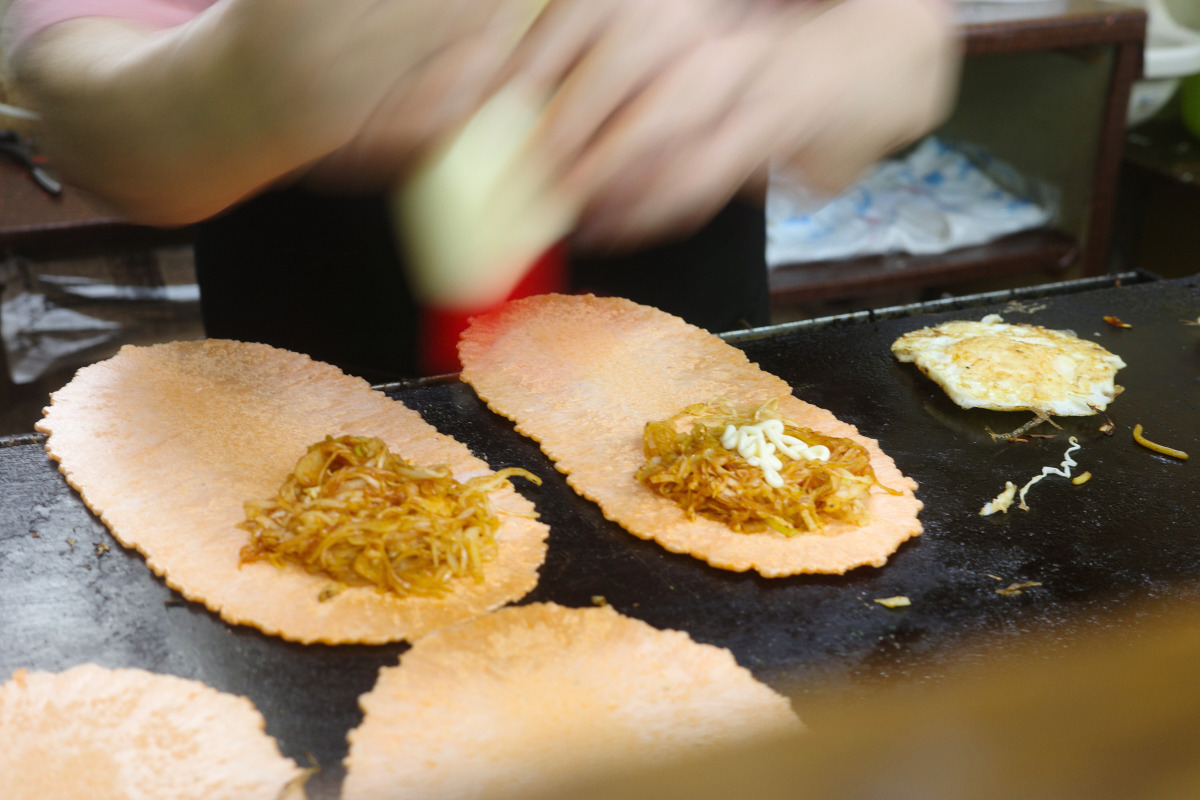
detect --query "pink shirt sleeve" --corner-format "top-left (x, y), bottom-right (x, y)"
top-left (5, 0), bottom-right (215, 50)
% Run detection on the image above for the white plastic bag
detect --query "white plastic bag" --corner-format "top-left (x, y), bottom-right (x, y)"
top-left (766, 137), bottom-right (1056, 267)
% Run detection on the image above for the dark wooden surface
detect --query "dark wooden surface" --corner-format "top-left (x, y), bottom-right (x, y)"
top-left (959, 0), bottom-right (1147, 56)
top-left (1083, 11), bottom-right (1145, 277)
top-left (1114, 116), bottom-right (1200, 279)
top-left (1125, 115), bottom-right (1200, 186)
top-left (0, 158), bottom-right (191, 258)
top-left (768, 227), bottom-right (1079, 305)
top-left (0, 157), bottom-right (114, 243)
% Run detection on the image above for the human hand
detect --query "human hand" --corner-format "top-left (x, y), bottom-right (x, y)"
top-left (7, 0), bottom-right (571, 222)
top-left (214, 0), bottom-right (556, 190)
top-left (535, 0), bottom-right (960, 252)
top-left (388, 0), bottom-right (757, 306)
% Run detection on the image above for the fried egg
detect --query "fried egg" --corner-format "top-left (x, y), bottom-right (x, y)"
top-left (891, 314), bottom-right (1126, 416)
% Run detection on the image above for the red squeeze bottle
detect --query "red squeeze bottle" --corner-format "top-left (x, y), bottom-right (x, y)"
top-left (416, 242), bottom-right (566, 376)
top-left (393, 85), bottom-right (576, 377)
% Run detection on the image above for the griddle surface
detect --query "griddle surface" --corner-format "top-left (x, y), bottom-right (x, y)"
top-left (3, 273), bottom-right (1198, 798)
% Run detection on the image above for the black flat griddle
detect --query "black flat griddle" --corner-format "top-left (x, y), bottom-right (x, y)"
top-left (3, 271), bottom-right (1198, 799)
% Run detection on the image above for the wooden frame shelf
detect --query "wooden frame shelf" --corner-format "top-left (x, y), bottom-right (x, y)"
top-left (768, 227), bottom-right (1079, 305)
top-left (770, 0), bottom-right (1146, 306)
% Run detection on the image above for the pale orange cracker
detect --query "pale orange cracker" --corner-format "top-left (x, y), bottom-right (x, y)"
top-left (0, 664), bottom-right (308, 800)
top-left (459, 294), bottom-right (921, 576)
top-left (35, 340), bottom-right (548, 644)
top-left (342, 602), bottom-right (801, 800)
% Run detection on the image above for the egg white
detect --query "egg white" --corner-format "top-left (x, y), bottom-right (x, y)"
top-left (891, 314), bottom-right (1126, 416)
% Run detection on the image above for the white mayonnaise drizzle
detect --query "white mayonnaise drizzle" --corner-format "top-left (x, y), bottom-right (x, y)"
top-left (980, 436), bottom-right (1082, 515)
top-left (720, 419), bottom-right (830, 488)
top-left (1017, 436), bottom-right (1081, 510)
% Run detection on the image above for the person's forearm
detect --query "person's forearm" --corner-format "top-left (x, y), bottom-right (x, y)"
top-left (10, 11), bottom-right (309, 226)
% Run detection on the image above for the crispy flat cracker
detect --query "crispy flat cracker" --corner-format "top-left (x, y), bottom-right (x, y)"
top-left (0, 664), bottom-right (307, 800)
top-left (459, 294), bottom-right (921, 576)
top-left (342, 602), bottom-right (801, 800)
top-left (35, 340), bottom-right (548, 644)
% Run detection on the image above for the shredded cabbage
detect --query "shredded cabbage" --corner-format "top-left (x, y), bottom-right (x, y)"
top-left (635, 399), bottom-right (895, 535)
top-left (239, 435), bottom-right (539, 598)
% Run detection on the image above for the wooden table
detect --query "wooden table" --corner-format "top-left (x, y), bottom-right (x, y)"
top-left (0, 156), bottom-right (189, 260)
top-left (769, 0), bottom-right (1147, 307)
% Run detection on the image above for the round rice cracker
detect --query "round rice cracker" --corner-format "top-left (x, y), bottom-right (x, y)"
top-left (341, 602), bottom-right (802, 800)
top-left (0, 664), bottom-right (307, 800)
top-left (35, 340), bottom-right (549, 644)
top-left (459, 293), bottom-right (922, 576)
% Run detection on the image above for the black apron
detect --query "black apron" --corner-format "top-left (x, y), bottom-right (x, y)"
top-left (194, 187), bottom-right (768, 383)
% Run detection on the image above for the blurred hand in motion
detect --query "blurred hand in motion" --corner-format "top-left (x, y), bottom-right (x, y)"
top-left (10, 0), bottom-right (751, 226)
top-left (12, 0), bottom-right (956, 238)
top-left (287, 0), bottom-right (553, 189)
top-left (521, 0), bottom-right (961, 252)
top-left (12, 0), bottom-right (561, 223)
